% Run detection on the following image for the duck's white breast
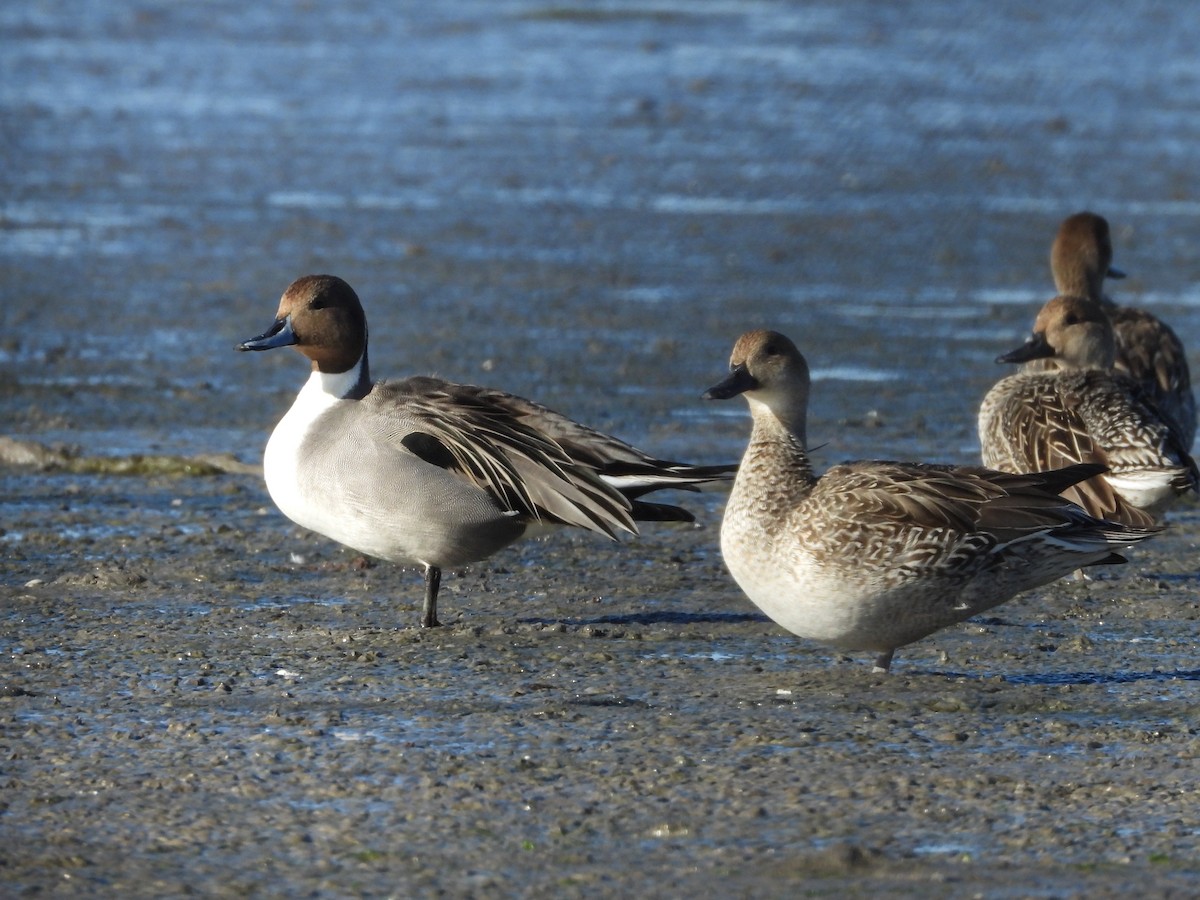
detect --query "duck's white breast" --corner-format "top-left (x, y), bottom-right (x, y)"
top-left (720, 519), bottom-right (873, 646)
top-left (262, 373), bottom-right (344, 535)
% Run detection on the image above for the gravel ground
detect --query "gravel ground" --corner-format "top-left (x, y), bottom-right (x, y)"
top-left (2, 462), bottom-right (1199, 897)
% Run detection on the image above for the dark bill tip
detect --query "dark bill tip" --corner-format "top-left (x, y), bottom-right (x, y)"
top-left (702, 364), bottom-right (757, 400)
top-left (995, 332), bottom-right (1054, 365)
top-left (237, 315), bottom-right (296, 352)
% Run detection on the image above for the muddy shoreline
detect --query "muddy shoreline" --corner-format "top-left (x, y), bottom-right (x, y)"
top-left (3, 450), bottom-right (1199, 896)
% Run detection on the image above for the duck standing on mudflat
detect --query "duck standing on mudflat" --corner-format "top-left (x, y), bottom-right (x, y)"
top-left (239, 274), bottom-right (735, 627)
top-left (1048, 211), bottom-right (1195, 448)
top-left (979, 294), bottom-right (1197, 527)
top-left (705, 329), bottom-right (1160, 672)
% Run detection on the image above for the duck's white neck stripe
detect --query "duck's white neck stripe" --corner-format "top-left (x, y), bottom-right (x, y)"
top-left (313, 352), bottom-right (368, 400)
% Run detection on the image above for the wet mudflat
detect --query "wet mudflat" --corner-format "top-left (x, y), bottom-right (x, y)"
top-left (3, 468), bottom-right (1200, 897)
top-left (4, 1), bottom-right (1200, 896)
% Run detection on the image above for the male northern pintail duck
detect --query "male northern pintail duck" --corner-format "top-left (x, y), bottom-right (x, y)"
top-left (238, 274), bottom-right (735, 627)
top-left (979, 294), bottom-right (1198, 527)
top-left (1048, 211), bottom-right (1195, 448)
top-left (704, 329), bottom-right (1160, 672)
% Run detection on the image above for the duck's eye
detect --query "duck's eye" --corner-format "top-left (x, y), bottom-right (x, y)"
top-left (764, 342), bottom-right (779, 356)
top-left (1063, 314), bottom-right (1078, 326)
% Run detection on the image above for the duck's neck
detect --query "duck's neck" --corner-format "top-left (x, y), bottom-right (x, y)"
top-left (310, 346), bottom-right (372, 400)
top-left (734, 402), bottom-right (817, 515)
top-left (750, 415), bottom-right (815, 476)
top-left (1062, 330), bottom-right (1117, 373)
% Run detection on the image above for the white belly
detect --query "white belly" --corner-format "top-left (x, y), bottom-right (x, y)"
top-left (721, 527), bottom-right (875, 648)
top-left (1106, 470), bottom-right (1179, 511)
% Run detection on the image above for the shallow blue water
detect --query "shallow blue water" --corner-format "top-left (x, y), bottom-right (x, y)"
top-left (3, 1), bottom-right (1198, 473)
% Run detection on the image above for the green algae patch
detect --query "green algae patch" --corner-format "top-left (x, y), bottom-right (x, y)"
top-left (63, 454), bottom-right (226, 477)
top-left (0, 436), bottom-right (259, 477)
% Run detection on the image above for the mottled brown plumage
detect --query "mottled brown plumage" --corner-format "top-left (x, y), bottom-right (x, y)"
top-left (1048, 211), bottom-right (1195, 447)
top-left (706, 330), bottom-right (1159, 672)
top-left (980, 295), bottom-right (1197, 526)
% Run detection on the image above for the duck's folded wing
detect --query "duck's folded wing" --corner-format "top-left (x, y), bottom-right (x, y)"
top-left (821, 462), bottom-right (1001, 535)
top-left (372, 377), bottom-right (637, 537)
top-left (476, 384), bottom-right (736, 493)
top-left (1110, 307), bottom-right (1193, 403)
top-left (1075, 371), bottom-right (1198, 495)
top-left (820, 461), bottom-right (1138, 547)
top-left (989, 375), bottom-right (1148, 523)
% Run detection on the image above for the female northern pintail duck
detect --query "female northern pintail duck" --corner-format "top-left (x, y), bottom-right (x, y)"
top-left (1049, 211), bottom-right (1195, 447)
top-left (239, 274), bottom-right (734, 627)
top-left (979, 294), bottom-right (1198, 527)
top-left (704, 329), bottom-right (1160, 673)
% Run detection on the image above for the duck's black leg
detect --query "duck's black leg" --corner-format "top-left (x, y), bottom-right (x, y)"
top-left (421, 565), bottom-right (442, 628)
top-left (872, 649), bottom-right (894, 673)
